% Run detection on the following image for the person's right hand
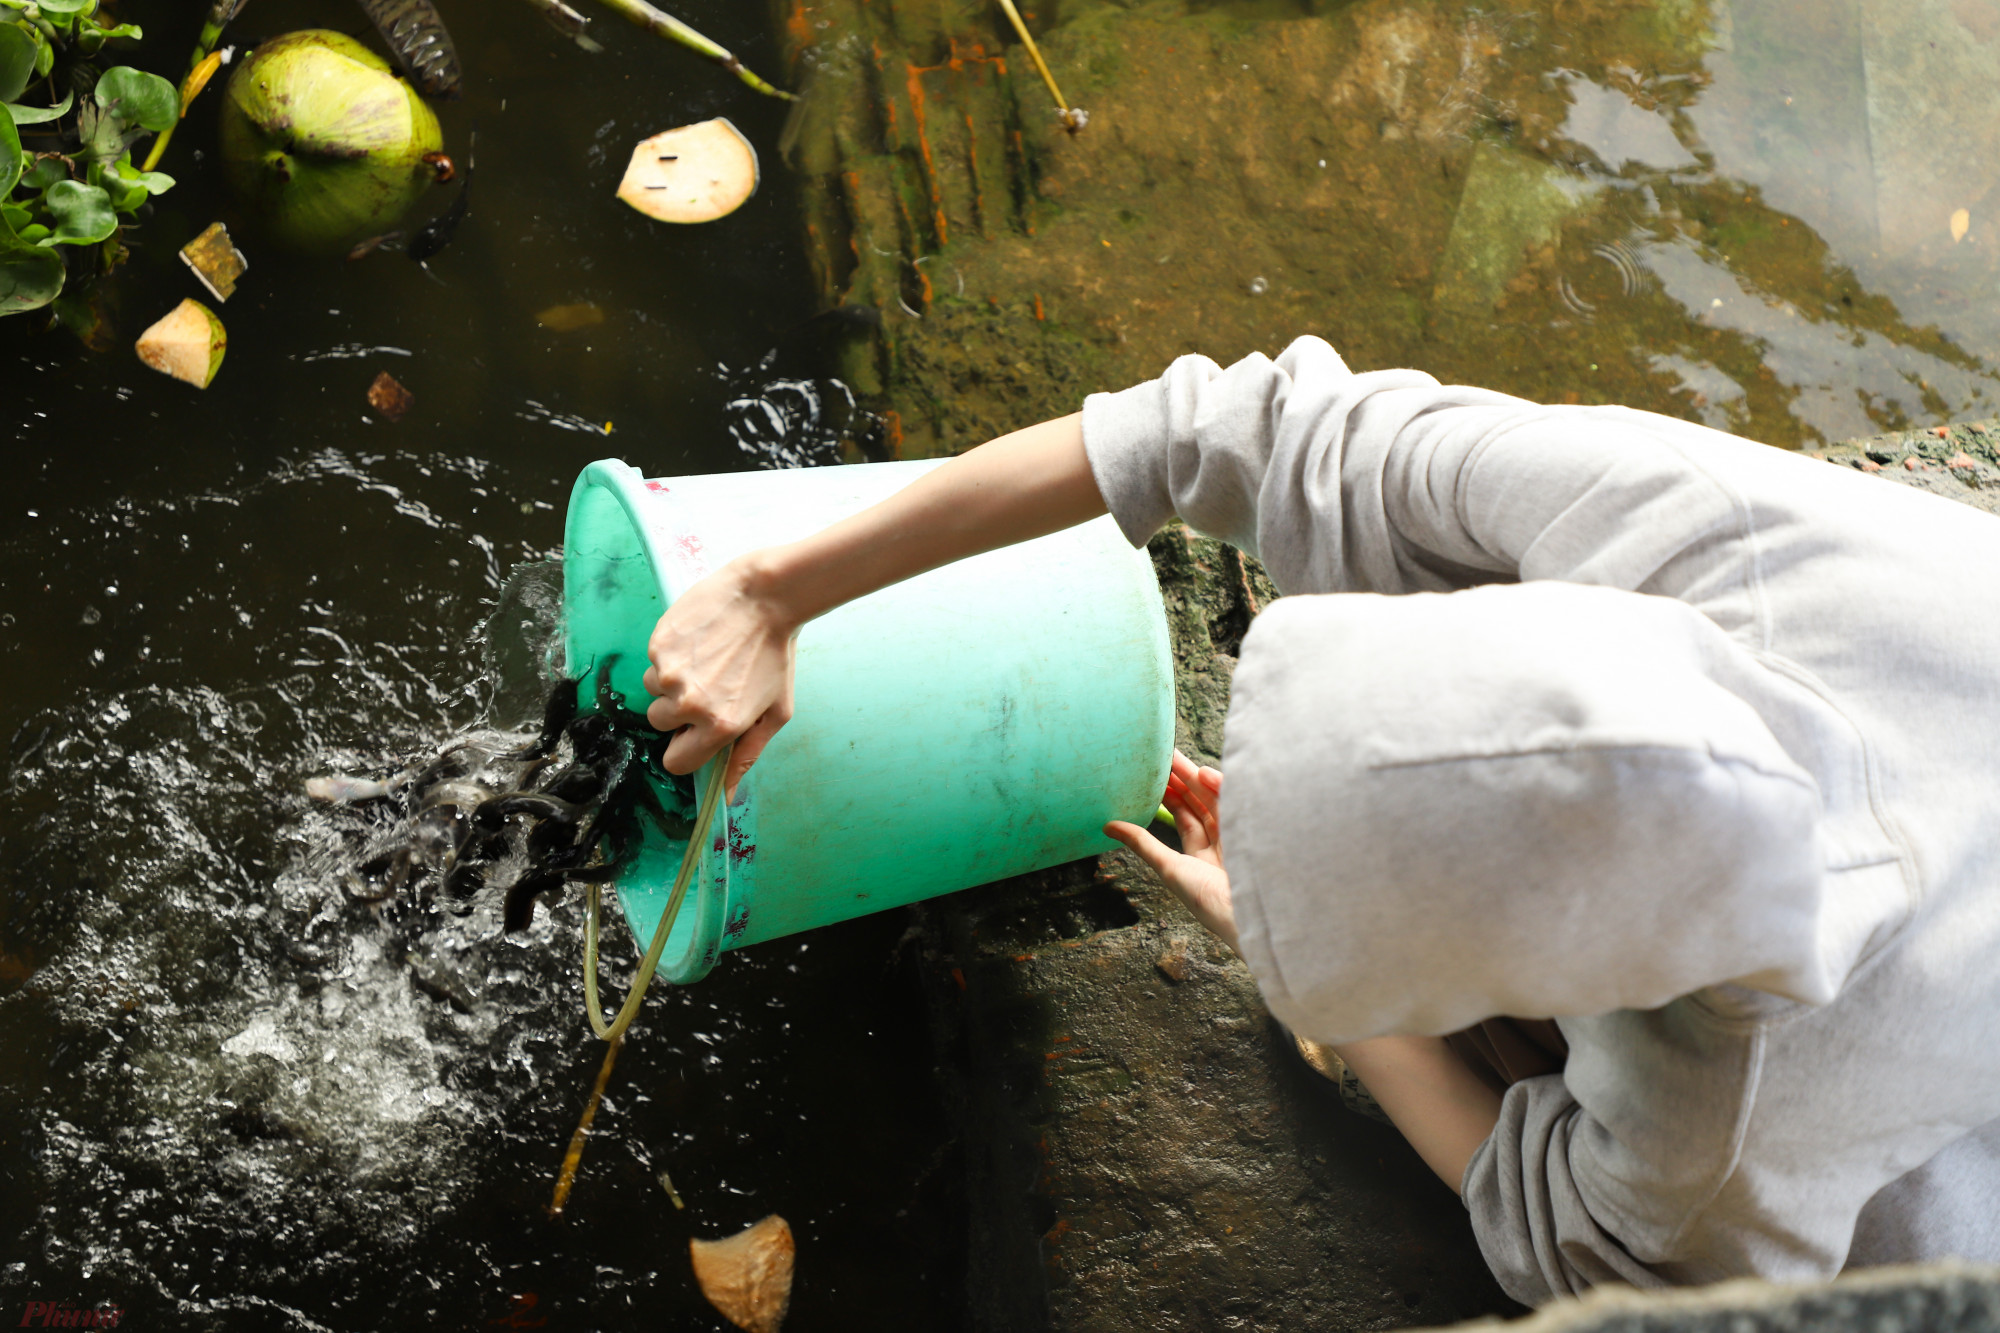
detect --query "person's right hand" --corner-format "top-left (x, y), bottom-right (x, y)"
top-left (1104, 752), bottom-right (1237, 953)
top-left (641, 553), bottom-right (798, 799)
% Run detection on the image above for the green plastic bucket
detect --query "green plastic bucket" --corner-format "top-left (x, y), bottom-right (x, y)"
top-left (562, 458), bottom-right (1174, 983)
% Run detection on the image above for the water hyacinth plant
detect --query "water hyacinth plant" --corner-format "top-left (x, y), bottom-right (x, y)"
top-left (1, 0), bottom-right (175, 319)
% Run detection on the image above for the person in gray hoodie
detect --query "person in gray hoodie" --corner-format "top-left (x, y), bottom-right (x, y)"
top-left (637, 336), bottom-right (2000, 1304)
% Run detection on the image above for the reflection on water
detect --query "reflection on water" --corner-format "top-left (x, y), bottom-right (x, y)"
top-left (811, 0), bottom-right (2000, 452)
top-left (1431, 0), bottom-right (2000, 442)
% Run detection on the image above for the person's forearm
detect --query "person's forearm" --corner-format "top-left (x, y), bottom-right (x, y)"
top-left (1333, 1035), bottom-right (1501, 1194)
top-left (743, 414), bottom-right (1102, 627)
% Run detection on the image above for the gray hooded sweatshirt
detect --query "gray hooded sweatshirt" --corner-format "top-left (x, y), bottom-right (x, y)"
top-left (1079, 336), bottom-right (2000, 1305)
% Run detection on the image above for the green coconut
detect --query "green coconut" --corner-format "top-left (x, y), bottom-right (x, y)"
top-left (218, 30), bottom-right (443, 255)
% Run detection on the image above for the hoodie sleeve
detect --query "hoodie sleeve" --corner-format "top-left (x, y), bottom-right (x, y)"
top-left (1080, 335), bottom-right (1778, 621)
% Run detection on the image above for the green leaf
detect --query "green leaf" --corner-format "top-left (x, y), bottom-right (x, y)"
top-left (0, 106), bottom-right (19, 197)
top-left (30, 27), bottom-right (50, 75)
top-left (21, 153), bottom-right (63, 188)
top-left (6, 86), bottom-right (70, 123)
top-left (43, 178), bottom-right (113, 244)
top-left (113, 154), bottom-right (170, 192)
top-left (0, 220), bottom-right (62, 313)
top-left (17, 221), bottom-right (47, 240)
top-left (94, 66), bottom-right (175, 133)
top-left (0, 201), bottom-right (26, 231)
top-left (94, 20), bottom-right (138, 40)
top-left (0, 21), bottom-right (36, 102)
top-left (32, 0), bottom-right (100, 16)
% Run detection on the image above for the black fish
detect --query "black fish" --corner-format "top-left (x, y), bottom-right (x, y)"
top-left (507, 675), bottom-right (580, 762)
top-left (355, 0), bottom-right (461, 98)
top-left (406, 174), bottom-right (469, 264)
top-left (470, 791), bottom-right (584, 834)
top-left (502, 870), bottom-right (568, 933)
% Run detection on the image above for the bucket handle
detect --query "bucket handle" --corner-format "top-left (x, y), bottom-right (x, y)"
top-left (581, 742), bottom-right (732, 1040)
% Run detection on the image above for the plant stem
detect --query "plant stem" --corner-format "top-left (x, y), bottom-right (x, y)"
top-left (547, 1032), bottom-right (622, 1218)
top-left (140, 0), bottom-right (247, 172)
top-left (993, 0), bottom-right (1084, 132)
top-left (518, 0), bottom-right (604, 53)
top-left (587, 0), bottom-right (793, 100)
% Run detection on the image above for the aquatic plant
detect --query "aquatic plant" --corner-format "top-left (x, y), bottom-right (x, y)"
top-left (0, 0), bottom-right (176, 321)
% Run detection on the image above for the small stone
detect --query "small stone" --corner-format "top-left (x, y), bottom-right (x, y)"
top-left (367, 371), bottom-right (415, 422)
top-left (1861, 459), bottom-right (1883, 472)
top-left (1935, 426), bottom-right (1952, 438)
top-left (1156, 937), bottom-right (1190, 983)
top-left (690, 1215), bottom-right (794, 1333)
top-left (1948, 452), bottom-right (1977, 470)
top-left (1904, 456), bottom-right (1924, 471)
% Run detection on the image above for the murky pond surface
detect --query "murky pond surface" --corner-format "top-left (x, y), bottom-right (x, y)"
top-left (1, 1), bottom-right (950, 1329)
top-left (7, 0), bottom-right (2000, 1328)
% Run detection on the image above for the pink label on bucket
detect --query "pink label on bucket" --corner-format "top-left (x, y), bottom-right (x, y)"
top-left (673, 532), bottom-right (710, 577)
top-left (644, 480), bottom-right (670, 493)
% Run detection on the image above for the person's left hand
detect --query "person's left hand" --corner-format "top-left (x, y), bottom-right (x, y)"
top-left (1105, 751), bottom-right (1238, 953)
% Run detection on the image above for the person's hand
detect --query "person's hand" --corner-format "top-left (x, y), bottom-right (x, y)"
top-left (1104, 751), bottom-right (1238, 953)
top-left (641, 553), bottom-right (798, 799)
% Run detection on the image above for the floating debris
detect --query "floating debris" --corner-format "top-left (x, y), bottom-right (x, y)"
top-left (218, 30), bottom-right (446, 254)
top-left (368, 371), bottom-right (416, 421)
top-left (1952, 207), bottom-right (1971, 244)
top-left (135, 298), bottom-right (227, 388)
top-left (993, 0), bottom-right (1085, 133)
top-left (520, 0), bottom-right (604, 52)
top-left (592, 0), bottom-right (791, 99)
top-left (180, 222), bottom-right (249, 301)
top-left (536, 301), bottom-right (606, 332)
top-left (355, 0), bottom-right (462, 98)
top-left (617, 119), bottom-right (759, 224)
top-left (690, 1215), bottom-right (795, 1333)
top-left (659, 1168), bottom-right (686, 1210)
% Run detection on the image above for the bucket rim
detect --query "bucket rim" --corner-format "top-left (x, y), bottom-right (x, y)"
top-left (565, 457), bottom-right (728, 983)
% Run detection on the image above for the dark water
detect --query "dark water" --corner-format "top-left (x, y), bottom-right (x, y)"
top-left (0, 1), bottom-right (955, 1328)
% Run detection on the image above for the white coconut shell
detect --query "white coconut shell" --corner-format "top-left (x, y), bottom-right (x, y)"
top-left (135, 299), bottom-right (227, 389)
top-left (617, 118), bottom-right (759, 224)
top-left (689, 1214), bottom-right (793, 1333)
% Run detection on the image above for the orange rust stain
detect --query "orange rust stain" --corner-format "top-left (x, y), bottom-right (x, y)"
top-left (951, 966), bottom-right (966, 990)
top-left (1033, 294), bottom-right (1045, 320)
top-left (784, 1), bottom-right (812, 50)
top-left (904, 65), bottom-right (949, 246)
top-left (883, 409), bottom-right (904, 458)
top-left (1045, 1219), bottom-right (1071, 1241)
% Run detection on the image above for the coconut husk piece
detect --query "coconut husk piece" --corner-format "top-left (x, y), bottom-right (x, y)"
top-left (616, 119), bottom-right (758, 224)
top-left (135, 298), bottom-right (226, 388)
top-left (689, 1215), bottom-right (794, 1333)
